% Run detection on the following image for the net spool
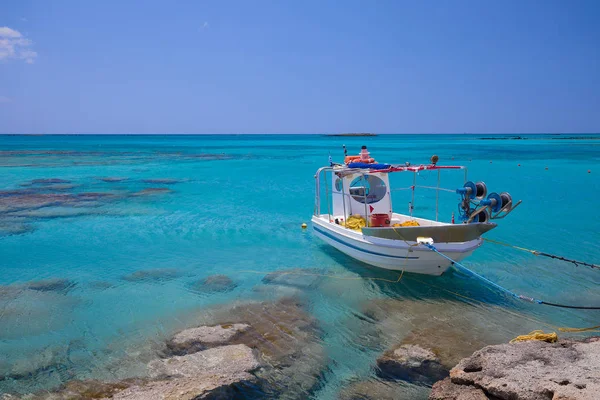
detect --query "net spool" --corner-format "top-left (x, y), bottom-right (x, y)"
top-left (500, 192), bottom-right (512, 209)
top-left (485, 192), bottom-right (503, 213)
top-left (470, 208), bottom-right (490, 223)
top-left (459, 181), bottom-right (487, 200)
top-left (474, 181), bottom-right (487, 199)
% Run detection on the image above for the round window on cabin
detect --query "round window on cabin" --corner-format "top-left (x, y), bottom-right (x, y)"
top-left (334, 178), bottom-right (343, 192)
top-left (349, 175), bottom-right (387, 204)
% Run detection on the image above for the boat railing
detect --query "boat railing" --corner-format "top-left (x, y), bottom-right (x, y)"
top-left (314, 165), bottom-right (468, 223)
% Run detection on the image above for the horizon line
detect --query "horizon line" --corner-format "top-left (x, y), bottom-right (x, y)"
top-left (1, 132), bottom-right (600, 136)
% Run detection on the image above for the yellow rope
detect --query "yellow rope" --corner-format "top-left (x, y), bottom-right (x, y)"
top-left (483, 238), bottom-right (539, 255)
top-left (510, 330), bottom-right (558, 343)
top-left (558, 325), bottom-right (600, 333)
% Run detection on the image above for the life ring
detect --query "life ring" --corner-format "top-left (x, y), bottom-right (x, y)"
top-left (345, 155), bottom-right (376, 164)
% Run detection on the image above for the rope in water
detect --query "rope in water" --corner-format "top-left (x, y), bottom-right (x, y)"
top-left (483, 238), bottom-right (600, 270)
top-left (422, 243), bottom-right (600, 310)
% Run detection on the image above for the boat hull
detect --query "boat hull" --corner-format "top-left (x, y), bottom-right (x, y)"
top-left (311, 216), bottom-right (483, 276)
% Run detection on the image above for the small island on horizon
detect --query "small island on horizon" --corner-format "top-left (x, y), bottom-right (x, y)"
top-left (325, 133), bottom-right (378, 137)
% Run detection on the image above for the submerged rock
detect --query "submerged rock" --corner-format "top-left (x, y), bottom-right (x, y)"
top-left (429, 379), bottom-right (487, 400)
top-left (252, 283), bottom-right (304, 299)
top-left (210, 297), bottom-right (327, 399)
top-left (0, 190), bottom-right (120, 214)
top-left (28, 178), bottom-right (72, 185)
top-left (0, 344), bottom-right (71, 384)
top-left (166, 323), bottom-right (250, 355)
top-left (24, 346), bottom-right (260, 400)
top-left (38, 378), bottom-right (148, 399)
top-left (361, 299), bottom-right (541, 369)
top-left (25, 278), bottom-right (76, 293)
top-left (141, 178), bottom-right (182, 184)
top-left (122, 268), bottom-right (183, 282)
top-left (430, 337), bottom-right (600, 400)
top-left (130, 188), bottom-right (172, 196)
top-left (98, 177), bottom-right (128, 182)
top-left (85, 345), bottom-right (258, 400)
top-left (0, 221), bottom-right (34, 237)
top-left (88, 281), bottom-right (115, 290)
top-left (262, 268), bottom-right (326, 289)
top-left (14, 297), bottom-right (324, 400)
top-left (0, 288), bottom-right (80, 340)
top-left (338, 378), bottom-right (431, 400)
top-left (377, 344), bottom-right (448, 384)
top-left (148, 344), bottom-right (260, 379)
top-left (188, 274), bottom-right (238, 294)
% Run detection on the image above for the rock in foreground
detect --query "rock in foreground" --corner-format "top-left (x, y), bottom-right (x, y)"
top-left (430, 337), bottom-right (600, 400)
top-left (24, 345), bottom-right (260, 400)
top-left (338, 378), bottom-right (430, 400)
top-left (377, 344), bottom-right (448, 384)
top-left (166, 323), bottom-right (250, 355)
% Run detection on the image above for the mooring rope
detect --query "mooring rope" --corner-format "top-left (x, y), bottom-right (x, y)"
top-left (422, 243), bottom-right (600, 310)
top-left (483, 238), bottom-right (600, 270)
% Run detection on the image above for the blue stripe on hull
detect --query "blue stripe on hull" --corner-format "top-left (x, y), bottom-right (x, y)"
top-left (313, 226), bottom-right (419, 260)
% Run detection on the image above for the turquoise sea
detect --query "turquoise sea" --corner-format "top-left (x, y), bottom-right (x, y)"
top-left (1, 134), bottom-right (599, 398)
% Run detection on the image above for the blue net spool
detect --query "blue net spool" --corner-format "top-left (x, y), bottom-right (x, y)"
top-left (462, 181), bottom-right (477, 199)
top-left (486, 192), bottom-right (503, 213)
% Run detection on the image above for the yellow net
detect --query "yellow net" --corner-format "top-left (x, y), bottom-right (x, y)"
top-left (510, 330), bottom-right (558, 344)
top-left (393, 220), bottom-right (420, 227)
top-left (342, 215), bottom-right (366, 231)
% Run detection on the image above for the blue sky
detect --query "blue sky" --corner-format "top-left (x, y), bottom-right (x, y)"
top-left (1, 0), bottom-right (599, 134)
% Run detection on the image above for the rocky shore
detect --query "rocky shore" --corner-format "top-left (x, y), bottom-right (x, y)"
top-left (337, 334), bottom-right (600, 400)
top-left (7, 296), bottom-right (326, 400)
top-left (3, 272), bottom-right (599, 400)
top-left (429, 337), bottom-right (600, 400)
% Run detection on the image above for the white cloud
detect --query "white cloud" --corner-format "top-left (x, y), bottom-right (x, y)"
top-left (201, 21), bottom-right (209, 29)
top-left (0, 26), bottom-right (37, 64)
top-left (0, 27), bottom-right (21, 38)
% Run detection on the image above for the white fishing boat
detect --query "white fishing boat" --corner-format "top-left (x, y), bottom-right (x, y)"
top-left (312, 146), bottom-right (520, 275)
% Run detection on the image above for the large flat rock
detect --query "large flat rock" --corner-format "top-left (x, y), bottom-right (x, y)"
top-left (430, 337), bottom-right (600, 400)
top-left (112, 344), bottom-right (260, 400)
top-left (148, 344), bottom-right (260, 379)
top-left (166, 323), bottom-right (250, 355)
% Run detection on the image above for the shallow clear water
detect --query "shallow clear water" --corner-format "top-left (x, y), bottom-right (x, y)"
top-left (0, 134), bottom-right (599, 398)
